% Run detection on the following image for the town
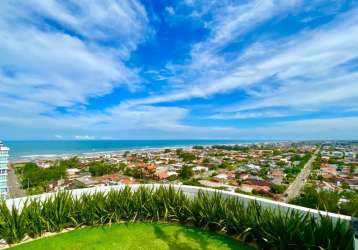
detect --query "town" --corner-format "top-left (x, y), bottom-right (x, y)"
top-left (10, 142), bottom-right (358, 217)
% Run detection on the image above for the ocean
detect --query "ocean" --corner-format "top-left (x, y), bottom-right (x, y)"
top-left (3, 140), bottom-right (258, 160)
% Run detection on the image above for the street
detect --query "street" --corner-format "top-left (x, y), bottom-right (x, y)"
top-left (281, 149), bottom-right (319, 202)
top-left (7, 164), bottom-right (26, 198)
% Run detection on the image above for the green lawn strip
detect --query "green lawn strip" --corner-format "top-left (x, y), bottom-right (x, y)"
top-left (9, 223), bottom-right (254, 250)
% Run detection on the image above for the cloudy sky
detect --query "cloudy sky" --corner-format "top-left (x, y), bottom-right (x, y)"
top-left (0, 0), bottom-right (357, 140)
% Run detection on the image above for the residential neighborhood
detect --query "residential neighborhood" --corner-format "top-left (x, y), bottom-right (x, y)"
top-left (11, 142), bottom-right (329, 201)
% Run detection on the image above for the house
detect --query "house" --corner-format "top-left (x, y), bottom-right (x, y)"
top-left (167, 171), bottom-right (178, 177)
top-left (332, 151), bottom-right (344, 158)
top-left (120, 177), bottom-right (136, 185)
top-left (321, 156), bottom-right (330, 162)
top-left (67, 168), bottom-right (80, 179)
top-left (321, 151), bottom-right (330, 157)
top-left (49, 179), bottom-right (73, 191)
top-left (243, 164), bottom-right (261, 171)
top-left (154, 170), bottom-right (169, 180)
top-left (345, 151), bottom-right (356, 159)
top-left (171, 163), bottom-right (183, 170)
top-left (75, 175), bottom-right (96, 187)
top-left (245, 178), bottom-right (271, 187)
top-left (316, 181), bottom-right (336, 192)
top-left (192, 166), bottom-right (208, 174)
top-left (240, 184), bottom-right (271, 193)
top-left (270, 169), bottom-right (284, 185)
top-left (95, 174), bottom-right (120, 184)
top-left (144, 163), bottom-right (156, 173)
top-left (35, 160), bottom-right (51, 169)
top-left (213, 174), bottom-right (228, 183)
top-left (319, 166), bottom-right (337, 176)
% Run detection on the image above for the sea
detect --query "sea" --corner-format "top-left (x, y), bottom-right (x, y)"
top-left (3, 140), bottom-right (261, 160)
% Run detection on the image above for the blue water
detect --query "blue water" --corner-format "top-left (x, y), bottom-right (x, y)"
top-left (3, 140), bottom-right (258, 160)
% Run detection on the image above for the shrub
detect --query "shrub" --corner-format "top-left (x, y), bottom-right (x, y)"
top-left (0, 186), bottom-right (354, 249)
top-left (0, 201), bottom-right (27, 244)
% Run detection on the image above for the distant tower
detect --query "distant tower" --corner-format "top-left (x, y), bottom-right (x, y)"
top-left (0, 141), bottom-right (9, 199)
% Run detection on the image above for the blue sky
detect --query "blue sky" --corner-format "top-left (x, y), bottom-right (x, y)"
top-left (0, 0), bottom-right (358, 140)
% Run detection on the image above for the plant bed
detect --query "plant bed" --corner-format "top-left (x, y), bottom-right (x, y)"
top-left (0, 186), bottom-right (354, 249)
top-left (9, 223), bottom-right (253, 250)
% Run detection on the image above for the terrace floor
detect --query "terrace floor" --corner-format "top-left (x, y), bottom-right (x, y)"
top-left (9, 223), bottom-right (254, 250)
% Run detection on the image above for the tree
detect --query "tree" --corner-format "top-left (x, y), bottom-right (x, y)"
top-left (290, 186), bottom-right (319, 209)
top-left (218, 161), bottom-right (232, 169)
top-left (20, 162), bottom-right (67, 189)
top-left (168, 159), bottom-right (176, 164)
top-left (178, 151), bottom-right (196, 162)
top-left (179, 165), bottom-right (193, 180)
top-left (88, 161), bottom-right (119, 176)
top-left (270, 184), bottom-right (286, 194)
top-left (202, 158), bottom-right (210, 165)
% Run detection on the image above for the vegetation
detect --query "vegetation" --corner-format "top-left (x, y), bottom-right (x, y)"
top-left (283, 153), bottom-right (312, 183)
top-left (181, 180), bottom-right (205, 187)
top-left (124, 166), bottom-right (144, 179)
top-left (290, 186), bottom-right (358, 217)
top-left (0, 186), bottom-right (354, 249)
top-left (17, 162), bottom-right (67, 191)
top-left (9, 223), bottom-right (252, 250)
top-left (15, 157), bottom-right (82, 193)
top-left (178, 165), bottom-right (193, 180)
top-left (270, 184), bottom-right (286, 194)
top-left (211, 145), bottom-right (249, 152)
top-left (177, 151), bottom-right (197, 162)
top-left (218, 161), bottom-right (234, 170)
top-left (88, 161), bottom-right (119, 176)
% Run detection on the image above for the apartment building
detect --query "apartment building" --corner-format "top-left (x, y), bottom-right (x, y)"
top-left (0, 141), bottom-right (9, 198)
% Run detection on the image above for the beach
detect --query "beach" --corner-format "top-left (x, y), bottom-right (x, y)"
top-left (6, 140), bottom-right (263, 162)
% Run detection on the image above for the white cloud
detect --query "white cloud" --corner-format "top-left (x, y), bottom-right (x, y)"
top-left (209, 110), bottom-right (288, 120)
top-left (75, 135), bottom-right (95, 140)
top-left (0, 0), bottom-right (156, 140)
top-left (0, 0), bottom-right (149, 109)
top-left (126, 7), bottom-right (358, 117)
top-left (165, 6), bottom-right (175, 15)
top-left (0, 0), bottom-right (357, 140)
top-left (233, 116), bottom-right (358, 140)
top-left (55, 135), bottom-right (63, 139)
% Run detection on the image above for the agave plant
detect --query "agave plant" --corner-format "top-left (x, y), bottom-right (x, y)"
top-left (0, 201), bottom-right (26, 244)
top-left (21, 199), bottom-right (47, 238)
top-left (41, 191), bottom-right (76, 232)
top-left (310, 214), bottom-right (354, 250)
top-left (0, 186), bottom-right (354, 249)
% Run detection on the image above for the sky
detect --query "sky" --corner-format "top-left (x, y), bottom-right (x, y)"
top-left (0, 0), bottom-right (358, 140)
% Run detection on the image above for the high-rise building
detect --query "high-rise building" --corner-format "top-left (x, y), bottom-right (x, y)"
top-left (0, 141), bottom-right (9, 199)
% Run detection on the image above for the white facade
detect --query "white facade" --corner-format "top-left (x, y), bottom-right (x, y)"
top-left (0, 142), bottom-right (9, 199)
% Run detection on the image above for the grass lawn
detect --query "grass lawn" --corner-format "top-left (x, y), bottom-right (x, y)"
top-left (9, 223), bottom-right (254, 250)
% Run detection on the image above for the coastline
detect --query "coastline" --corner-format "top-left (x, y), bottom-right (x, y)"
top-left (8, 141), bottom-right (271, 163)
top-left (10, 145), bottom-right (192, 163)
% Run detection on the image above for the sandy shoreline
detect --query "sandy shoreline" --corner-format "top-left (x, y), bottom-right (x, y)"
top-left (8, 140), bottom-right (290, 163)
top-left (10, 143), bottom-right (253, 163)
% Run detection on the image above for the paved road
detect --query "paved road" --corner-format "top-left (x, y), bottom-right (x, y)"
top-left (7, 164), bottom-right (26, 198)
top-left (281, 149), bottom-right (319, 202)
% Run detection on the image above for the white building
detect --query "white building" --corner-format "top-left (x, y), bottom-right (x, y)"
top-left (0, 141), bottom-right (9, 199)
top-left (332, 151), bottom-right (344, 158)
top-left (344, 151), bottom-right (356, 159)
